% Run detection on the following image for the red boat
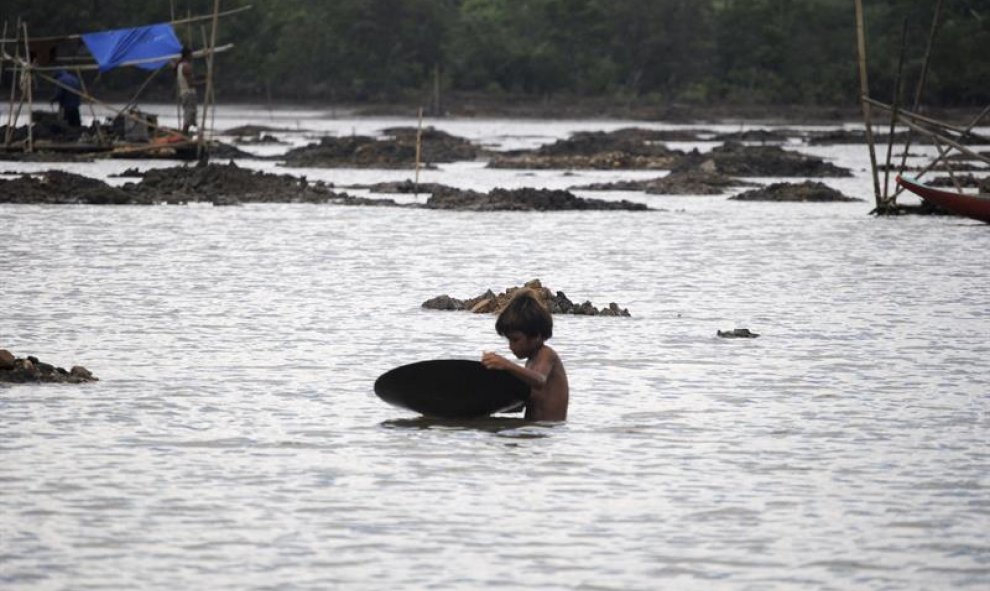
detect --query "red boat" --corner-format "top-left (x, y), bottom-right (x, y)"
top-left (896, 176), bottom-right (990, 224)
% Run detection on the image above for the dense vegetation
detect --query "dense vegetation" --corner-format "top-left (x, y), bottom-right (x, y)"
top-left (3, 0), bottom-right (987, 108)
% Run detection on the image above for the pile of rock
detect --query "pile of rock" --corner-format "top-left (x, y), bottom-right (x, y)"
top-left (730, 180), bottom-right (861, 202)
top-left (282, 127), bottom-right (479, 168)
top-left (425, 187), bottom-right (649, 211)
top-left (572, 169), bottom-right (758, 195)
top-left (489, 130), bottom-right (682, 170)
top-left (674, 142), bottom-right (852, 177)
top-left (0, 349), bottom-right (98, 383)
top-left (422, 279), bottom-right (631, 316)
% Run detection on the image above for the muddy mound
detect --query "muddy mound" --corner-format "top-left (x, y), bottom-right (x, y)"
top-left (712, 129), bottom-right (801, 143)
top-left (380, 127), bottom-right (480, 162)
top-left (927, 174), bottom-right (986, 189)
top-left (425, 187), bottom-right (649, 211)
top-left (0, 170), bottom-right (132, 204)
top-left (674, 142), bottom-right (851, 177)
top-left (489, 129), bottom-right (683, 170)
top-left (572, 169), bottom-right (758, 195)
top-left (224, 124), bottom-right (296, 136)
top-left (422, 279), bottom-right (631, 316)
top-left (359, 180), bottom-right (459, 194)
top-left (282, 127), bottom-right (479, 168)
top-left (131, 162), bottom-right (355, 204)
top-left (730, 181), bottom-right (862, 202)
top-left (0, 349), bottom-right (98, 383)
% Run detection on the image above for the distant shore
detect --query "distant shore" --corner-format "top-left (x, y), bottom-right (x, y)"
top-left (51, 88), bottom-right (986, 125)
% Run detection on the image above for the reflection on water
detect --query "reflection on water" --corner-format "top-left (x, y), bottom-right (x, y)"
top-left (381, 416), bottom-right (552, 436)
top-left (1, 108), bottom-right (989, 590)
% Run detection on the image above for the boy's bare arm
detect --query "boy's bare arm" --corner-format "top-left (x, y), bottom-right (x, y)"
top-left (480, 350), bottom-right (549, 388)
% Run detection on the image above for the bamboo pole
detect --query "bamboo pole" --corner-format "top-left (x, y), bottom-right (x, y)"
top-left (10, 44), bottom-right (235, 72)
top-left (415, 107), bottom-right (423, 195)
top-left (866, 98), bottom-right (990, 144)
top-left (854, 0), bottom-right (882, 208)
top-left (3, 19), bottom-right (20, 146)
top-left (197, 0), bottom-right (221, 164)
top-left (22, 22), bottom-right (33, 153)
top-left (893, 114), bottom-right (990, 168)
top-left (895, 0), bottom-right (945, 182)
top-left (882, 18), bottom-right (909, 203)
top-left (0, 21), bottom-right (7, 90)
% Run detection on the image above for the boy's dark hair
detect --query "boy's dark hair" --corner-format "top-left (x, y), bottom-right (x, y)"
top-left (181, 46), bottom-right (193, 59)
top-left (495, 289), bottom-right (552, 339)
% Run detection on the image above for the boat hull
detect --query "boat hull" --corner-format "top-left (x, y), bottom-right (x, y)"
top-left (897, 176), bottom-right (990, 224)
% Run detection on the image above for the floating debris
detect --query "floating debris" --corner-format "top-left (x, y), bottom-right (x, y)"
top-left (717, 329), bottom-right (760, 338)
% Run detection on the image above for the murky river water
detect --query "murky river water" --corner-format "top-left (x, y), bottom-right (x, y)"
top-left (2, 106), bottom-right (988, 590)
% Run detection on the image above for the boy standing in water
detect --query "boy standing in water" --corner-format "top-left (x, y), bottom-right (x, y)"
top-left (481, 290), bottom-right (569, 421)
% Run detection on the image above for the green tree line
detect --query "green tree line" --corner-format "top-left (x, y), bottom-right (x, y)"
top-left (3, 0), bottom-right (988, 107)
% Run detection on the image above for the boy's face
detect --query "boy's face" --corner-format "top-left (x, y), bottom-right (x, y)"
top-left (505, 331), bottom-right (543, 359)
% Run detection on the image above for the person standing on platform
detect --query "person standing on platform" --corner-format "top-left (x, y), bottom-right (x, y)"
top-left (174, 47), bottom-right (197, 135)
top-left (50, 69), bottom-right (82, 127)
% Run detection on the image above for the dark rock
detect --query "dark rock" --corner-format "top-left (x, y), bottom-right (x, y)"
top-left (0, 349), bottom-right (15, 370)
top-left (0, 351), bottom-right (99, 383)
top-left (730, 180), bottom-right (862, 202)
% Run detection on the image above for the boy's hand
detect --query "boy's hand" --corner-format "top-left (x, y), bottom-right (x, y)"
top-left (481, 351), bottom-right (511, 371)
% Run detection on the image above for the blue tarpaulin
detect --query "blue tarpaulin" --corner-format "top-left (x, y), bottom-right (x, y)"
top-left (81, 23), bottom-right (182, 72)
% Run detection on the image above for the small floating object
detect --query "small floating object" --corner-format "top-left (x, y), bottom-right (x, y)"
top-left (717, 328), bottom-right (760, 338)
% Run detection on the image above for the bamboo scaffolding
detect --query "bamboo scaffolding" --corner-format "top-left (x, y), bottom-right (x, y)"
top-left (5, 44), bottom-right (234, 72)
top-left (895, 0), bottom-right (944, 179)
top-left (0, 5), bottom-right (251, 44)
top-left (866, 98), bottom-right (990, 144)
top-left (3, 54), bottom-right (187, 145)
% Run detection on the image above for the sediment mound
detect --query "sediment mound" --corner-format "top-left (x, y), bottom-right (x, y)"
top-left (425, 187), bottom-right (649, 211)
top-left (573, 169), bottom-right (758, 195)
top-left (674, 142), bottom-right (852, 177)
top-left (282, 127), bottom-right (479, 168)
top-left (488, 129), bottom-right (683, 169)
top-left (730, 181), bottom-right (861, 202)
top-left (0, 170), bottom-right (132, 204)
top-left (422, 279), bottom-right (631, 316)
top-left (0, 163), bottom-right (394, 206)
top-left (0, 349), bottom-right (98, 383)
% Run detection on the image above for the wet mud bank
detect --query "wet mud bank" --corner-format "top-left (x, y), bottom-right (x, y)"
top-left (422, 279), bottom-right (631, 316)
top-left (1, 164), bottom-right (651, 210)
top-left (281, 127), bottom-right (479, 168)
top-left (729, 181), bottom-right (861, 202)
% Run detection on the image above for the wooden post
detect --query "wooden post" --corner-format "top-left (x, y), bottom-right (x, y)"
top-left (415, 107), bottom-right (423, 195)
top-left (854, 0), bottom-right (881, 208)
top-left (3, 19), bottom-right (20, 147)
top-left (882, 19), bottom-right (908, 203)
top-left (0, 21), bottom-right (7, 92)
top-left (197, 0), bottom-right (221, 164)
top-left (22, 22), bottom-right (33, 153)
